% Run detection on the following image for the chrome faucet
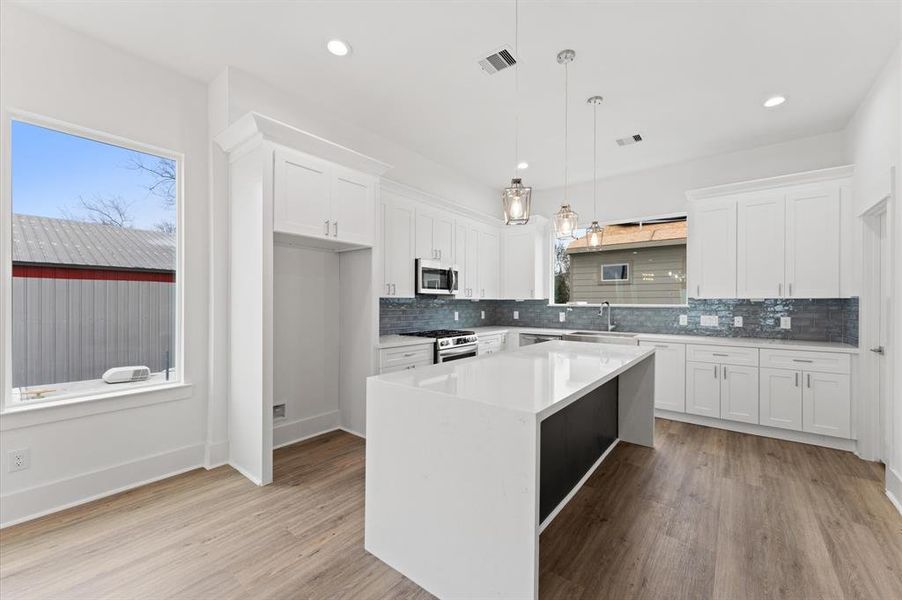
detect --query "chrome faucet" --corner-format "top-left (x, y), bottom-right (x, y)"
top-left (599, 301), bottom-right (614, 331)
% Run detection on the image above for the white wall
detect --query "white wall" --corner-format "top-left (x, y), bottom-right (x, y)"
top-left (532, 131), bottom-right (847, 223)
top-left (0, 5), bottom-right (210, 525)
top-left (845, 40), bottom-right (902, 508)
top-left (272, 244), bottom-right (341, 446)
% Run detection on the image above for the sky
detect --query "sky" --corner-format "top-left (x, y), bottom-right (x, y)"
top-left (11, 120), bottom-right (175, 231)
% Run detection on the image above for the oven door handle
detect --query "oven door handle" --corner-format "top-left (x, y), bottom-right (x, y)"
top-left (439, 344), bottom-right (477, 358)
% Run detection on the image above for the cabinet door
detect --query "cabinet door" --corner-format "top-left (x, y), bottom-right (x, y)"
top-left (466, 227), bottom-right (480, 298)
top-left (689, 198), bottom-right (737, 298)
top-left (785, 185), bottom-right (840, 298)
top-left (759, 368), bottom-right (802, 431)
top-left (802, 371), bottom-right (851, 438)
top-left (454, 223), bottom-right (470, 297)
top-left (737, 194), bottom-right (785, 298)
top-left (434, 214), bottom-right (454, 263)
top-left (415, 211), bottom-right (435, 259)
top-left (274, 150), bottom-right (331, 238)
top-left (686, 360), bottom-right (720, 418)
top-left (331, 169), bottom-right (373, 245)
top-left (503, 229), bottom-right (535, 299)
top-left (640, 342), bottom-right (686, 412)
top-left (382, 197), bottom-right (416, 298)
top-left (478, 230), bottom-right (501, 299)
top-left (720, 364), bottom-right (759, 424)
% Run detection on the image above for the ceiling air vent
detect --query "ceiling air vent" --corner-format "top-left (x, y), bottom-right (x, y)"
top-left (616, 134), bottom-right (643, 146)
top-left (478, 45), bottom-right (517, 75)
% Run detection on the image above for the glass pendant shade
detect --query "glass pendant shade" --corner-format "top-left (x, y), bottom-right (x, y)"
top-left (502, 178), bottom-right (532, 225)
top-left (587, 220), bottom-right (603, 248)
top-left (553, 203), bottom-right (579, 239)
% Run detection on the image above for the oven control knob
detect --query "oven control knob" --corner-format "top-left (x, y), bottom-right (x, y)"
top-left (439, 339), bottom-right (449, 347)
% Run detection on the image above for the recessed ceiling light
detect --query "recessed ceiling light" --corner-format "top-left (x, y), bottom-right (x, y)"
top-left (517, 161), bottom-right (529, 170)
top-left (327, 39), bottom-right (351, 57)
top-left (763, 95), bottom-right (786, 108)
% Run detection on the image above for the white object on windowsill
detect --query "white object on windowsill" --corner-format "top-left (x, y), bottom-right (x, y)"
top-left (102, 366), bottom-right (151, 384)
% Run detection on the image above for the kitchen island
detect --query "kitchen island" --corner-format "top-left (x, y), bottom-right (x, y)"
top-left (364, 340), bottom-right (655, 599)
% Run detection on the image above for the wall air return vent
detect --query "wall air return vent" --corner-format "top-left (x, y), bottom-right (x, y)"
top-left (478, 45), bottom-right (517, 75)
top-left (616, 134), bottom-right (643, 146)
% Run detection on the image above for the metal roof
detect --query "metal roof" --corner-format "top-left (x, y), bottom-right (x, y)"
top-left (567, 220), bottom-right (687, 254)
top-left (12, 214), bottom-right (175, 271)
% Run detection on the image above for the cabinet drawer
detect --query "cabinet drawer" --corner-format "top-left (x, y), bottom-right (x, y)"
top-left (380, 359), bottom-right (433, 374)
top-left (380, 345), bottom-right (433, 369)
top-left (759, 349), bottom-right (850, 374)
top-left (686, 344), bottom-right (758, 366)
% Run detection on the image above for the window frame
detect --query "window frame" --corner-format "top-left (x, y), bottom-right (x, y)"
top-left (600, 262), bottom-right (631, 284)
top-left (547, 211), bottom-right (690, 308)
top-left (1, 109), bottom-right (186, 412)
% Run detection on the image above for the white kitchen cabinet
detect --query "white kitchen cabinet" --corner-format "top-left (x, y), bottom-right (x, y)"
top-left (759, 367), bottom-right (803, 431)
top-left (379, 343), bottom-right (434, 373)
top-left (416, 208), bottom-right (454, 262)
top-left (802, 371), bottom-right (851, 438)
top-left (639, 341), bottom-right (686, 412)
top-left (478, 332), bottom-right (507, 356)
top-left (719, 364), bottom-right (759, 424)
top-left (381, 194), bottom-right (416, 297)
top-left (785, 184), bottom-right (841, 298)
top-left (686, 360), bottom-right (721, 418)
top-left (478, 229), bottom-right (501, 299)
top-left (274, 149), bottom-right (375, 246)
top-left (737, 193), bottom-right (785, 298)
top-left (455, 220), bottom-right (483, 299)
top-left (688, 197), bottom-right (737, 298)
top-left (501, 218), bottom-right (549, 300)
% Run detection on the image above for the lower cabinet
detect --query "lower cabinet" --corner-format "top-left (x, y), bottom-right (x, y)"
top-left (478, 333), bottom-right (507, 356)
top-left (759, 366), bottom-right (851, 438)
top-left (759, 367), bottom-right (803, 431)
top-left (379, 343), bottom-right (434, 374)
top-left (686, 361), bottom-right (721, 418)
top-left (639, 341), bottom-right (686, 412)
top-left (719, 364), bottom-right (759, 424)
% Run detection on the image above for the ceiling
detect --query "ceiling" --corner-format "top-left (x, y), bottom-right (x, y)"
top-left (14, 1), bottom-right (901, 190)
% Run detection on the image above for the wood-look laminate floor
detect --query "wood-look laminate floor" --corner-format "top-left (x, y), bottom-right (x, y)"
top-left (1, 420), bottom-right (900, 599)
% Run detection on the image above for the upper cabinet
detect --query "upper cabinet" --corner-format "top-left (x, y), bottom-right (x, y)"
top-left (416, 208), bottom-right (455, 262)
top-left (381, 192), bottom-right (416, 298)
top-left (688, 167), bottom-right (853, 299)
top-left (478, 227), bottom-right (501, 300)
top-left (688, 198), bottom-right (737, 299)
top-left (502, 219), bottom-right (549, 300)
top-left (274, 148), bottom-right (377, 247)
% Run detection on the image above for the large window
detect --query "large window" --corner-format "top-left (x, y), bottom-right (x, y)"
top-left (553, 217), bottom-right (687, 306)
top-left (8, 119), bottom-right (180, 404)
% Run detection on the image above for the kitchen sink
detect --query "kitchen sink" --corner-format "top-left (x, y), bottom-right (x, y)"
top-left (562, 331), bottom-right (640, 346)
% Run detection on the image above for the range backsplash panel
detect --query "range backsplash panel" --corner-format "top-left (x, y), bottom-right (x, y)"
top-left (380, 297), bottom-right (858, 345)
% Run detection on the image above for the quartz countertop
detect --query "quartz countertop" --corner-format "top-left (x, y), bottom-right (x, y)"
top-left (377, 335), bottom-right (436, 349)
top-left (370, 340), bottom-right (654, 419)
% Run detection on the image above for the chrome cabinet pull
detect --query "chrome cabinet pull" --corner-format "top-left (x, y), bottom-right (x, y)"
top-left (333, 221), bottom-right (338, 237)
top-left (792, 359), bottom-right (813, 363)
top-left (713, 353), bottom-right (729, 357)
top-left (723, 366), bottom-right (728, 379)
top-left (795, 372), bottom-right (799, 387)
top-left (403, 352), bottom-right (416, 357)
top-left (778, 282), bottom-right (782, 296)
top-left (713, 365), bottom-right (718, 378)
top-left (807, 373), bottom-right (811, 388)
top-left (392, 283), bottom-right (397, 295)
top-left (789, 283), bottom-right (793, 297)
top-left (386, 283), bottom-right (391, 295)
top-left (697, 284), bottom-right (700, 297)
top-left (654, 344), bottom-right (669, 348)
top-left (481, 288), bottom-right (485, 297)
top-left (324, 220), bottom-right (330, 235)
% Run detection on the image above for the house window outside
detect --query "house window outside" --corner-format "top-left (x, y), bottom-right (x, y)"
top-left (601, 263), bottom-right (630, 282)
top-left (8, 119), bottom-right (180, 405)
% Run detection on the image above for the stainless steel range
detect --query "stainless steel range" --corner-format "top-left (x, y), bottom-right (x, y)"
top-left (402, 329), bottom-right (478, 363)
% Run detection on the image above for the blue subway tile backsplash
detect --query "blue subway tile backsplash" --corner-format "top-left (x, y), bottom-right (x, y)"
top-left (380, 297), bottom-right (859, 346)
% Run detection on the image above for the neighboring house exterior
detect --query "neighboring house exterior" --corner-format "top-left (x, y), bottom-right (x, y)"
top-left (11, 214), bottom-right (175, 388)
top-left (566, 220), bottom-right (687, 305)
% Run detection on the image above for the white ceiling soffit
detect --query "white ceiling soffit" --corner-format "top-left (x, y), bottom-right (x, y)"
top-left (15, 1), bottom-right (901, 190)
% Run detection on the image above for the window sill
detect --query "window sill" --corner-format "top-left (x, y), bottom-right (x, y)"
top-left (0, 382), bottom-right (194, 431)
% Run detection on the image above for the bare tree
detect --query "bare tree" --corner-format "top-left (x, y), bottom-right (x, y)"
top-left (128, 155), bottom-right (176, 207)
top-left (66, 194), bottom-right (135, 227)
top-left (154, 221), bottom-right (176, 235)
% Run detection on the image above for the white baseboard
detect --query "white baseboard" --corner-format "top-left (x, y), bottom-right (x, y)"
top-left (0, 443), bottom-right (205, 529)
top-left (204, 439), bottom-right (229, 469)
top-left (886, 466), bottom-right (902, 516)
top-left (339, 426), bottom-right (365, 439)
top-left (273, 410), bottom-right (341, 449)
top-left (656, 410), bottom-right (857, 452)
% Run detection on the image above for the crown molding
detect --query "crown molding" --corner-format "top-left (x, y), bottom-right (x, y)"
top-left (686, 165), bottom-right (855, 201)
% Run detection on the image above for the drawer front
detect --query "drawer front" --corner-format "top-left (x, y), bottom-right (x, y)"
top-left (478, 340), bottom-right (503, 356)
top-left (380, 358), bottom-right (433, 374)
top-left (686, 344), bottom-right (758, 367)
top-left (759, 349), bottom-right (850, 374)
top-left (381, 344), bottom-right (433, 369)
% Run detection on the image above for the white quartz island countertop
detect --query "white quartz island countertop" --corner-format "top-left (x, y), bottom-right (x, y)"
top-left (365, 340), bottom-right (656, 599)
top-left (373, 339), bottom-right (655, 420)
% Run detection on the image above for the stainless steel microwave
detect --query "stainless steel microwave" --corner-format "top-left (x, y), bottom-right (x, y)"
top-left (415, 259), bottom-right (459, 295)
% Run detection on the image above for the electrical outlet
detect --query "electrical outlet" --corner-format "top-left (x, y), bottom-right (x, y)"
top-left (559, 312), bottom-right (566, 323)
top-left (273, 404), bottom-right (286, 419)
top-left (454, 311), bottom-right (459, 321)
top-left (513, 310), bottom-right (519, 320)
top-left (733, 316), bottom-right (743, 327)
top-left (700, 315), bottom-right (719, 327)
top-left (780, 316), bottom-right (791, 329)
top-left (480, 310), bottom-right (485, 320)
top-left (8, 448), bottom-right (29, 472)
top-left (679, 315), bottom-right (688, 326)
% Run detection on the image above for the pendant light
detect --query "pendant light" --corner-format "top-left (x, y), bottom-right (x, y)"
top-left (552, 49), bottom-right (579, 239)
top-left (502, 0), bottom-right (531, 225)
top-left (586, 95), bottom-right (604, 249)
